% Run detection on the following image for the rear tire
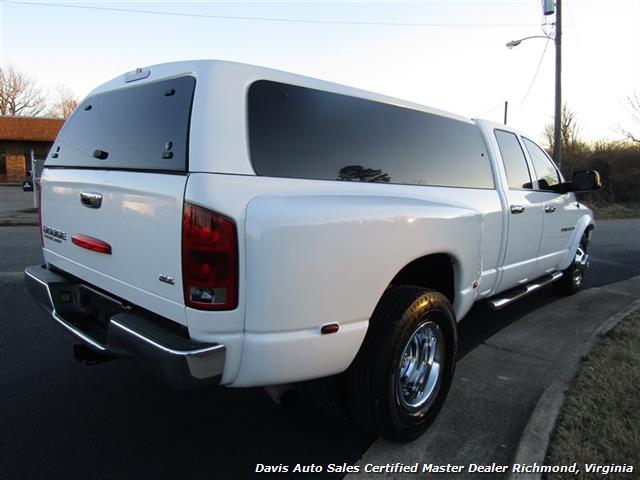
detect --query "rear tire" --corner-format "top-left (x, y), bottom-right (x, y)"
top-left (345, 286), bottom-right (457, 442)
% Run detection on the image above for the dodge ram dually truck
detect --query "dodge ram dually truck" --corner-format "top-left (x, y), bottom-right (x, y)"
top-left (25, 60), bottom-right (600, 442)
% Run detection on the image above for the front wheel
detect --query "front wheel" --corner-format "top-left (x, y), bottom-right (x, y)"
top-left (554, 234), bottom-right (590, 295)
top-left (345, 286), bottom-right (457, 442)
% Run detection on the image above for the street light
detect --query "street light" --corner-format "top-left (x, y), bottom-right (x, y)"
top-left (506, 0), bottom-right (562, 169)
top-left (505, 35), bottom-right (553, 49)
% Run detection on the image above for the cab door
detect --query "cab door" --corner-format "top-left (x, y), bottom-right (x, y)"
top-left (522, 137), bottom-right (576, 277)
top-left (493, 129), bottom-right (544, 293)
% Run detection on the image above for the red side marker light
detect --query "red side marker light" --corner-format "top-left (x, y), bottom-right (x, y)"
top-left (71, 234), bottom-right (112, 254)
top-left (321, 323), bottom-right (339, 335)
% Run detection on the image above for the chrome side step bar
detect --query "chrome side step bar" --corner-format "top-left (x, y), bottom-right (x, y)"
top-left (487, 271), bottom-right (563, 310)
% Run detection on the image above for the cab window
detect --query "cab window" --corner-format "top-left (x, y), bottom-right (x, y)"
top-left (523, 138), bottom-right (561, 191)
top-left (494, 130), bottom-right (532, 190)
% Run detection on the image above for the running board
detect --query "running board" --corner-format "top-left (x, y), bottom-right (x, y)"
top-left (486, 272), bottom-right (563, 310)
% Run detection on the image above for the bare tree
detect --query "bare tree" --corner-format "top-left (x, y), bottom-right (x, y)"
top-left (47, 85), bottom-right (79, 118)
top-left (0, 65), bottom-right (46, 116)
top-left (543, 104), bottom-right (589, 173)
top-left (617, 90), bottom-right (640, 143)
top-left (544, 103), bottom-right (580, 151)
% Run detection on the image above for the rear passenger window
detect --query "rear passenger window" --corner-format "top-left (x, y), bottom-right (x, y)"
top-left (247, 81), bottom-right (494, 189)
top-left (523, 138), bottom-right (561, 191)
top-left (494, 130), bottom-right (532, 190)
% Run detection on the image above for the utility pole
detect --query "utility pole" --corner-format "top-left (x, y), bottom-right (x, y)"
top-left (506, 1), bottom-right (561, 163)
top-left (553, 0), bottom-right (562, 168)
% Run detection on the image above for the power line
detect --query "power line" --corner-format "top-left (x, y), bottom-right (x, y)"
top-left (10, 1), bottom-right (539, 27)
top-left (476, 101), bottom-right (505, 117)
top-left (514, 38), bottom-right (551, 109)
top-left (565, 0), bottom-right (580, 46)
top-left (8, 0), bottom-right (560, 4)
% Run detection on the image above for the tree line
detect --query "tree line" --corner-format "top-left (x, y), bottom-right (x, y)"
top-left (0, 65), bottom-right (78, 118)
top-left (545, 103), bottom-right (640, 208)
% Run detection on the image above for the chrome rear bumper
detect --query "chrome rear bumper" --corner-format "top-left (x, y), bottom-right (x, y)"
top-left (24, 265), bottom-right (225, 389)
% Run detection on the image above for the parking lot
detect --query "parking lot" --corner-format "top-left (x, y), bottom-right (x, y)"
top-left (1, 189), bottom-right (639, 478)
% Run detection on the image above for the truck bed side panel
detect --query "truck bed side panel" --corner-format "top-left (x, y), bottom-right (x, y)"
top-left (245, 194), bottom-right (484, 334)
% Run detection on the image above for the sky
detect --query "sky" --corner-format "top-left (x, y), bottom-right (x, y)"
top-left (0, 0), bottom-right (639, 144)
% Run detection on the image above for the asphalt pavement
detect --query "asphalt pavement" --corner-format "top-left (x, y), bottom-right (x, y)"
top-left (0, 186), bottom-right (35, 212)
top-left (1, 219), bottom-right (639, 479)
top-left (0, 187), bottom-right (38, 226)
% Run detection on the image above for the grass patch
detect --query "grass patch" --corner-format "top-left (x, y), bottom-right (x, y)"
top-left (585, 202), bottom-right (640, 220)
top-left (544, 309), bottom-right (640, 479)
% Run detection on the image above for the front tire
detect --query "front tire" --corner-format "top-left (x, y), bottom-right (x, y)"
top-left (345, 286), bottom-right (457, 442)
top-left (554, 234), bottom-right (589, 296)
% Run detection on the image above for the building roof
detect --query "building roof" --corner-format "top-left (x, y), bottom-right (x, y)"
top-left (0, 116), bottom-right (65, 142)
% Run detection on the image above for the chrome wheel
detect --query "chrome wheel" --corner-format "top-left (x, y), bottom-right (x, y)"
top-left (571, 265), bottom-right (583, 287)
top-left (554, 240), bottom-right (590, 296)
top-left (572, 246), bottom-right (588, 287)
top-left (396, 320), bottom-right (445, 413)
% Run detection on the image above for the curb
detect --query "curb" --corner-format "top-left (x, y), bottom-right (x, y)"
top-left (0, 222), bottom-right (39, 227)
top-left (0, 216), bottom-right (38, 227)
top-left (507, 295), bottom-right (640, 480)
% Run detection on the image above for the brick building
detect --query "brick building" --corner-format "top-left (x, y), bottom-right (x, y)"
top-left (0, 116), bottom-right (65, 183)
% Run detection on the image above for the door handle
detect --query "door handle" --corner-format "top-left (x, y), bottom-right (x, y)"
top-left (510, 204), bottom-right (525, 214)
top-left (544, 205), bottom-right (556, 213)
top-left (80, 192), bottom-right (103, 209)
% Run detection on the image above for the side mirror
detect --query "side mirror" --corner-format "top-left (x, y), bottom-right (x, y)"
top-left (570, 170), bottom-right (601, 192)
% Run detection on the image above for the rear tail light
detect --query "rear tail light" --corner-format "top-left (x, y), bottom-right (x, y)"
top-left (37, 180), bottom-right (44, 247)
top-left (182, 203), bottom-right (238, 310)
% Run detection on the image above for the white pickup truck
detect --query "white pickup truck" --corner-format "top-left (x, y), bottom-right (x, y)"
top-left (25, 60), bottom-right (600, 442)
